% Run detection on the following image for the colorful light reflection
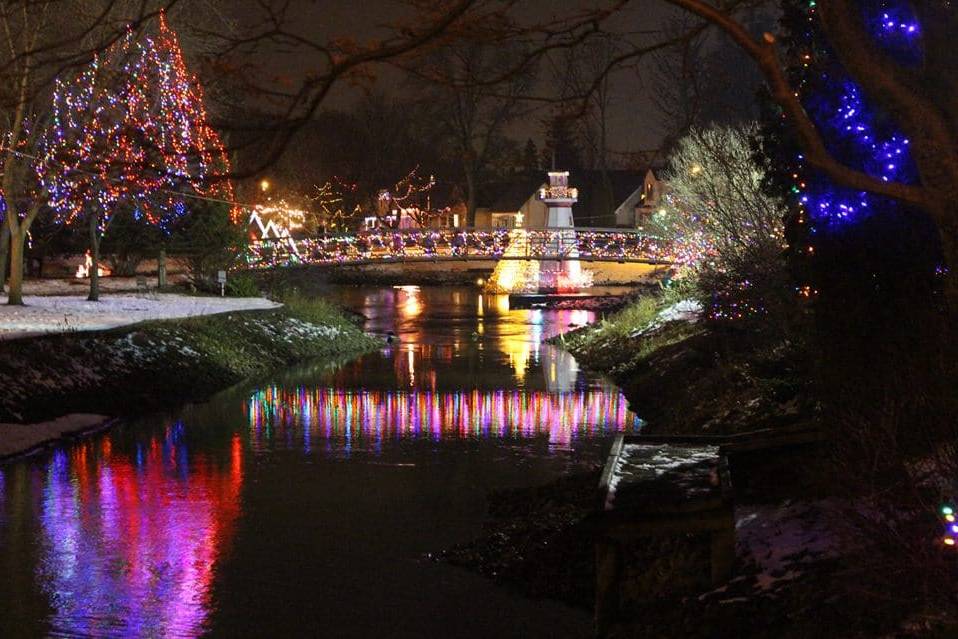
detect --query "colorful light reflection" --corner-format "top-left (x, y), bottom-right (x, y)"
top-left (245, 387), bottom-right (641, 450)
top-left (31, 427), bottom-right (243, 637)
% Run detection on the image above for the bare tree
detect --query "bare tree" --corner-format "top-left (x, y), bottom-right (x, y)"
top-left (647, 16), bottom-right (711, 151)
top-left (404, 40), bottom-right (534, 225)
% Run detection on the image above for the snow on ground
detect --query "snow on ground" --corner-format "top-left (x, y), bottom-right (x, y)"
top-left (14, 274), bottom-right (190, 296)
top-left (657, 299), bottom-right (702, 323)
top-left (0, 414), bottom-right (109, 458)
top-left (630, 299), bottom-right (703, 338)
top-left (735, 500), bottom-right (843, 592)
top-left (0, 293), bottom-right (280, 339)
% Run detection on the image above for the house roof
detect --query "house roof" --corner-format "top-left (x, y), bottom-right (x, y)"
top-left (477, 174), bottom-right (546, 212)
top-left (570, 169), bottom-right (648, 225)
top-left (477, 168), bottom-right (656, 223)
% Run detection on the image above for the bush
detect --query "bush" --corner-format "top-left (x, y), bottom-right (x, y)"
top-left (225, 272), bottom-right (260, 298)
top-left (100, 207), bottom-right (166, 276)
top-left (696, 243), bottom-right (794, 334)
top-left (171, 200), bottom-right (246, 287)
top-left (654, 124), bottom-right (795, 335)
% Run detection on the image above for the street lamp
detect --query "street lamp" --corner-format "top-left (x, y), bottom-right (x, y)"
top-left (260, 178), bottom-right (270, 193)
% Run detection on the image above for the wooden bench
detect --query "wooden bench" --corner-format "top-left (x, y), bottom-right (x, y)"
top-left (593, 434), bottom-right (735, 637)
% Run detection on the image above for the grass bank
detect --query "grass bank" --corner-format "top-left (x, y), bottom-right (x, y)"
top-left (550, 295), bottom-right (815, 437)
top-left (0, 295), bottom-right (381, 428)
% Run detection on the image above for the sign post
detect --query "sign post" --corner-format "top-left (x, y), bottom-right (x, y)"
top-left (217, 270), bottom-right (227, 297)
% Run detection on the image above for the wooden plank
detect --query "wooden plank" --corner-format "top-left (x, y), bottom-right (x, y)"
top-left (597, 433), bottom-right (626, 508)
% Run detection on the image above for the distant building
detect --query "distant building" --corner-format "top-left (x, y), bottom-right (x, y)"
top-left (474, 175), bottom-right (549, 229)
top-left (613, 169), bottom-right (668, 229)
top-left (476, 169), bottom-right (665, 230)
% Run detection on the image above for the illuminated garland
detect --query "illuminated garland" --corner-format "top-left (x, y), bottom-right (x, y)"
top-left (246, 228), bottom-right (674, 269)
top-left (38, 14), bottom-right (235, 233)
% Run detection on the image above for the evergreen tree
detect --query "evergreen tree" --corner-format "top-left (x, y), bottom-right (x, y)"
top-left (521, 138), bottom-right (539, 173)
top-left (760, 0), bottom-right (952, 477)
top-left (761, 1), bottom-right (939, 309)
top-left (540, 115), bottom-right (583, 171)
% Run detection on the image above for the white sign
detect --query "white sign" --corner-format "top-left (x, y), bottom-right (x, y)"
top-left (217, 270), bottom-right (227, 284)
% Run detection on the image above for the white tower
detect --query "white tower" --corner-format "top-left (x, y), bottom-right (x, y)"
top-left (538, 171), bottom-right (582, 293)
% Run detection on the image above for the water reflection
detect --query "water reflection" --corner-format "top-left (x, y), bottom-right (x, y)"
top-left (0, 285), bottom-right (640, 638)
top-left (19, 426), bottom-right (243, 637)
top-left (246, 387), bottom-right (640, 451)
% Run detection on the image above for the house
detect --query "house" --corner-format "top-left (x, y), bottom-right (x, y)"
top-left (474, 168), bottom-right (666, 230)
top-left (474, 175), bottom-right (549, 229)
top-left (613, 169), bottom-right (668, 228)
top-left (571, 170), bottom-right (649, 228)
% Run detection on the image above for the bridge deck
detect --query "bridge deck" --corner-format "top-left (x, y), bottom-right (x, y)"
top-left (247, 227), bottom-right (675, 269)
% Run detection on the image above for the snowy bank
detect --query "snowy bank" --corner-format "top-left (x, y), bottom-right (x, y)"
top-left (629, 299), bottom-right (702, 338)
top-left (0, 293), bottom-right (280, 339)
top-left (0, 414), bottom-right (110, 459)
top-left (0, 301), bottom-right (381, 430)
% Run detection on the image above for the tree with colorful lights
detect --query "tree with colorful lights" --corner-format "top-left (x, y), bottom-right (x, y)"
top-left (0, 3), bottom-right (182, 305)
top-left (38, 14), bottom-right (233, 301)
top-left (312, 178), bottom-right (361, 233)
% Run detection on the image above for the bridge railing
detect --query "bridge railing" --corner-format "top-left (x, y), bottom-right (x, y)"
top-left (246, 227), bottom-right (674, 268)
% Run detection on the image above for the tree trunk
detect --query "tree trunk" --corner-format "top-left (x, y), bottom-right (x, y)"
top-left (7, 226), bottom-right (25, 305)
top-left (935, 207), bottom-right (958, 313)
top-left (158, 248), bottom-right (167, 288)
top-left (88, 213), bottom-right (101, 302)
top-left (465, 169), bottom-right (477, 227)
top-left (0, 223), bottom-right (9, 293)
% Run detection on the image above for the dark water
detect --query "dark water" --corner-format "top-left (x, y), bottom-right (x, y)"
top-left (0, 285), bottom-right (641, 638)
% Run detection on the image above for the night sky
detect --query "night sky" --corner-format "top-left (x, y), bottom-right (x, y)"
top-left (177, 0), bottom-right (724, 153)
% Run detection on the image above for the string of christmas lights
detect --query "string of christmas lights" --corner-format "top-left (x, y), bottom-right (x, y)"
top-left (245, 227), bottom-right (674, 269)
top-left (37, 13), bottom-right (235, 234)
top-left (941, 504), bottom-right (957, 547)
top-left (769, 0), bottom-right (928, 305)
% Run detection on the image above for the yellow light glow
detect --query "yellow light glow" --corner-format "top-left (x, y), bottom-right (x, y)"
top-left (260, 178), bottom-right (270, 192)
top-left (485, 229), bottom-right (540, 294)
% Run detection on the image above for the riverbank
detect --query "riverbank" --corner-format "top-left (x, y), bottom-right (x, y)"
top-left (552, 298), bottom-right (817, 437)
top-left (0, 296), bottom-right (381, 460)
top-left (442, 296), bottom-right (958, 638)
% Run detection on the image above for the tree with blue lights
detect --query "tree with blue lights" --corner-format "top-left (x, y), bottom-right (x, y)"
top-left (665, 0), bottom-right (958, 305)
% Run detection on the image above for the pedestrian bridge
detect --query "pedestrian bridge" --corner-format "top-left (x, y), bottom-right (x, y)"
top-left (246, 227), bottom-right (675, 269)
